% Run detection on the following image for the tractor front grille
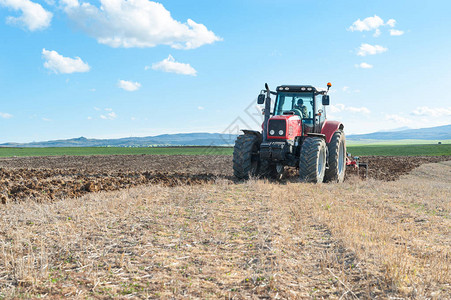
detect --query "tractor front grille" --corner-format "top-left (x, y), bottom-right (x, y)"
top-left (268, 119), bottom-right (286, 137)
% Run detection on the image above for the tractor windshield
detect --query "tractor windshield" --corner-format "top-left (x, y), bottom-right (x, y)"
top-left (274, 92), bottom-right (314, 119)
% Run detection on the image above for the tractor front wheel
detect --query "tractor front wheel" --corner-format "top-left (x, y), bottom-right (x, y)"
top-left (324, 130), bottom-right (346, 183)
top-left (233, 134), bottom-right (261, 179)
top-left (299, 137), bottom-right (327, 183)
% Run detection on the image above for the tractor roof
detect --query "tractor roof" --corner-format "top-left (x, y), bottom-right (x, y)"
top-left (276, 85), bottom-right (327, 94)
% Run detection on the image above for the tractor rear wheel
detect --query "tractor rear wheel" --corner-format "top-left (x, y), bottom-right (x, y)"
top-left (324, 130), bottom-right (346, 183)
top-left (299, 137), bottom-right (327, 183)
top-left (233, 134), bottom-right (261, 179)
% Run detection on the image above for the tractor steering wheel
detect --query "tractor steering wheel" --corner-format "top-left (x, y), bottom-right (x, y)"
top-left (290, 109), bottom-right (302, 117)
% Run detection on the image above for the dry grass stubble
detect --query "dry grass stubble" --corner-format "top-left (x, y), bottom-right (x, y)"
top-left (0, 162), bottom-right (449, 298)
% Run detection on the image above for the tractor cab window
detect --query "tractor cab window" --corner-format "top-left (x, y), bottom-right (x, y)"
top-left (316, 94), bottom-right (325, 125)
top-left (274, 92), bottom-right (314, 119)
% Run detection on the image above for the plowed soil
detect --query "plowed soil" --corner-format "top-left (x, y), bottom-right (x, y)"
top-left (0, 155), bottom-right (449, 203)
top-left (344, 155), bottom-right (451, 181)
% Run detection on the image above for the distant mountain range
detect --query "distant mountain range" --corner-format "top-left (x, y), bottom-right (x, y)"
top-left (347, 124), bottom-right (451, 141)
top-left (0, 133), bottom-right (239, 148)
top-left (0, 125), bottom-right (449, 147)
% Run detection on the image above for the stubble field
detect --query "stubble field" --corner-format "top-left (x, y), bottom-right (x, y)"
top-left (0, 155), bottom-right (449, 298)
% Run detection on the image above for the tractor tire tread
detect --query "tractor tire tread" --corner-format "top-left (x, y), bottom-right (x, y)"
top-left (299, 137), bottom-right (327, 183)
top-left (324, 130), bottom-right (346, 183)
top-left (233, 134), bottom-right (259, 179)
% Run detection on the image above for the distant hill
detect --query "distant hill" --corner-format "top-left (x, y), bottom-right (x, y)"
top-left (348, 124), bottom-right (451, 141)
top-left (0, 124), bottom-right (449, 148)
top-left (0, 133), bottom-right (239, 148)
top-left (376, 126), bottom-right (411, 132)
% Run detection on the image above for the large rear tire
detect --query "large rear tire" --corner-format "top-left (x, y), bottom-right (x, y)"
top-left (299, 137), bottom-right (327, 183)
top-left (324, 130), bottom-right (346, 183)
top-left (233, 134), bottom-right (261, 179)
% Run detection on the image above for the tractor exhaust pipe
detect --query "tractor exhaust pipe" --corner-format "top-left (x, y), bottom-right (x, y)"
top-left (262, 83), bottom-right (272, 142)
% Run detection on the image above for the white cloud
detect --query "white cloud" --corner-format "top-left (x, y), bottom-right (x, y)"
top-left (0, 112), bottom-right (13, 119)
top-left (389, 29), bottom-right (404, 36)
top-left (342, 86), bottom-right (349, 92)
top-left (411, 106), bottom-right (451, 117)
top-left (104, 108), bottom-right (113, 111)
top-left (357, 43), bottom-right (387, 56)
top-left (385, 114), bottom-right (411, 125)
top-left (118, 80), bottom-right (141, 91)
top-left (355, 62), bottom-right (373, 69)
top-left (93, 107), bottom-right (101, 111)
top-left (329, 104), bottom-right (345, 113)
top-left (42, 49), bottom-right (90, 74)
top-left (150, 55), bottom-right (197, 76)
top-left (87, 116), bottom-right (92, 120)
top-left (386, 19), bottom-right (396, 27)
top-left (0, 0), bottom-right (52, 31)
top-left (347, 107), bottom-right (371, 114)
top-left (329, 103), bottom-right (370, 114)
top-left (373, 29), bottom-right (381, 37)
top-left (383, 107), bottom-right (451, 129)
top-left (198, 106), bottom-right (204, 110)
top-left (349, 15), bottom-right (384, 32)
top-left (100, 111), bottom-right (117, 120)
top-left (349, 16), bottom-right (403, 37)
top-left (61, 0), bottom-right (222, 49)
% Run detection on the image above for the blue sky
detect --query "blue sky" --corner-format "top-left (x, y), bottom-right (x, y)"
top-left (0, 0), bottom-right (450, 143)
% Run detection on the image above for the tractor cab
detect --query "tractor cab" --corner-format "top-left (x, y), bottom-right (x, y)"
top-left (272, 85), bottom-right (328, 136)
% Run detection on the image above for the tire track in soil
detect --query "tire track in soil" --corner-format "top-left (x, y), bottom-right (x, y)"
top-left (303, 224), bottom-right (393, 299)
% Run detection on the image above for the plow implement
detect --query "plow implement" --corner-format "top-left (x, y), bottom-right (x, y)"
top-left (346, 154), bottom-right (369, 178)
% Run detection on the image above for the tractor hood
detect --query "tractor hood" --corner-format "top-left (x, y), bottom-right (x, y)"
top-left (267, 115), bottom-right (302, 140)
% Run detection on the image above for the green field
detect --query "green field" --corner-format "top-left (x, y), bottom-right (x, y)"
top-left (0, 144), bottom-right (450, 157)
top-left (347, 139), bottom-right (451, 145)
top-left (346, 144), bottom-right (451, 156)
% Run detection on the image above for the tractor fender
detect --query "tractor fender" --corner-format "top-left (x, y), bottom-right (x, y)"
top-left (241, 130), bottom-right (262, 143)
top-left (321, 120), bottom-right (344, 143)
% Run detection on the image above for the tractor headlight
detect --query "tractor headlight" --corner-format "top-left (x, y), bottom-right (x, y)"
top-left (269, 130), bottom-right (275, 135)
top-left (278, 130), bottom-right (284, 136)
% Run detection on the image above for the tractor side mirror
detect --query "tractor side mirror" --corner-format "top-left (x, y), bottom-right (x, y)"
top-left (322, 95), bottom-right (330, 106)
top-left (257, 94), bottom-right (265, 104)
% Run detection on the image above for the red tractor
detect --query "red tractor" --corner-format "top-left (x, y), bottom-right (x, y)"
top-left (233, 83), bottom-right (346, 183)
